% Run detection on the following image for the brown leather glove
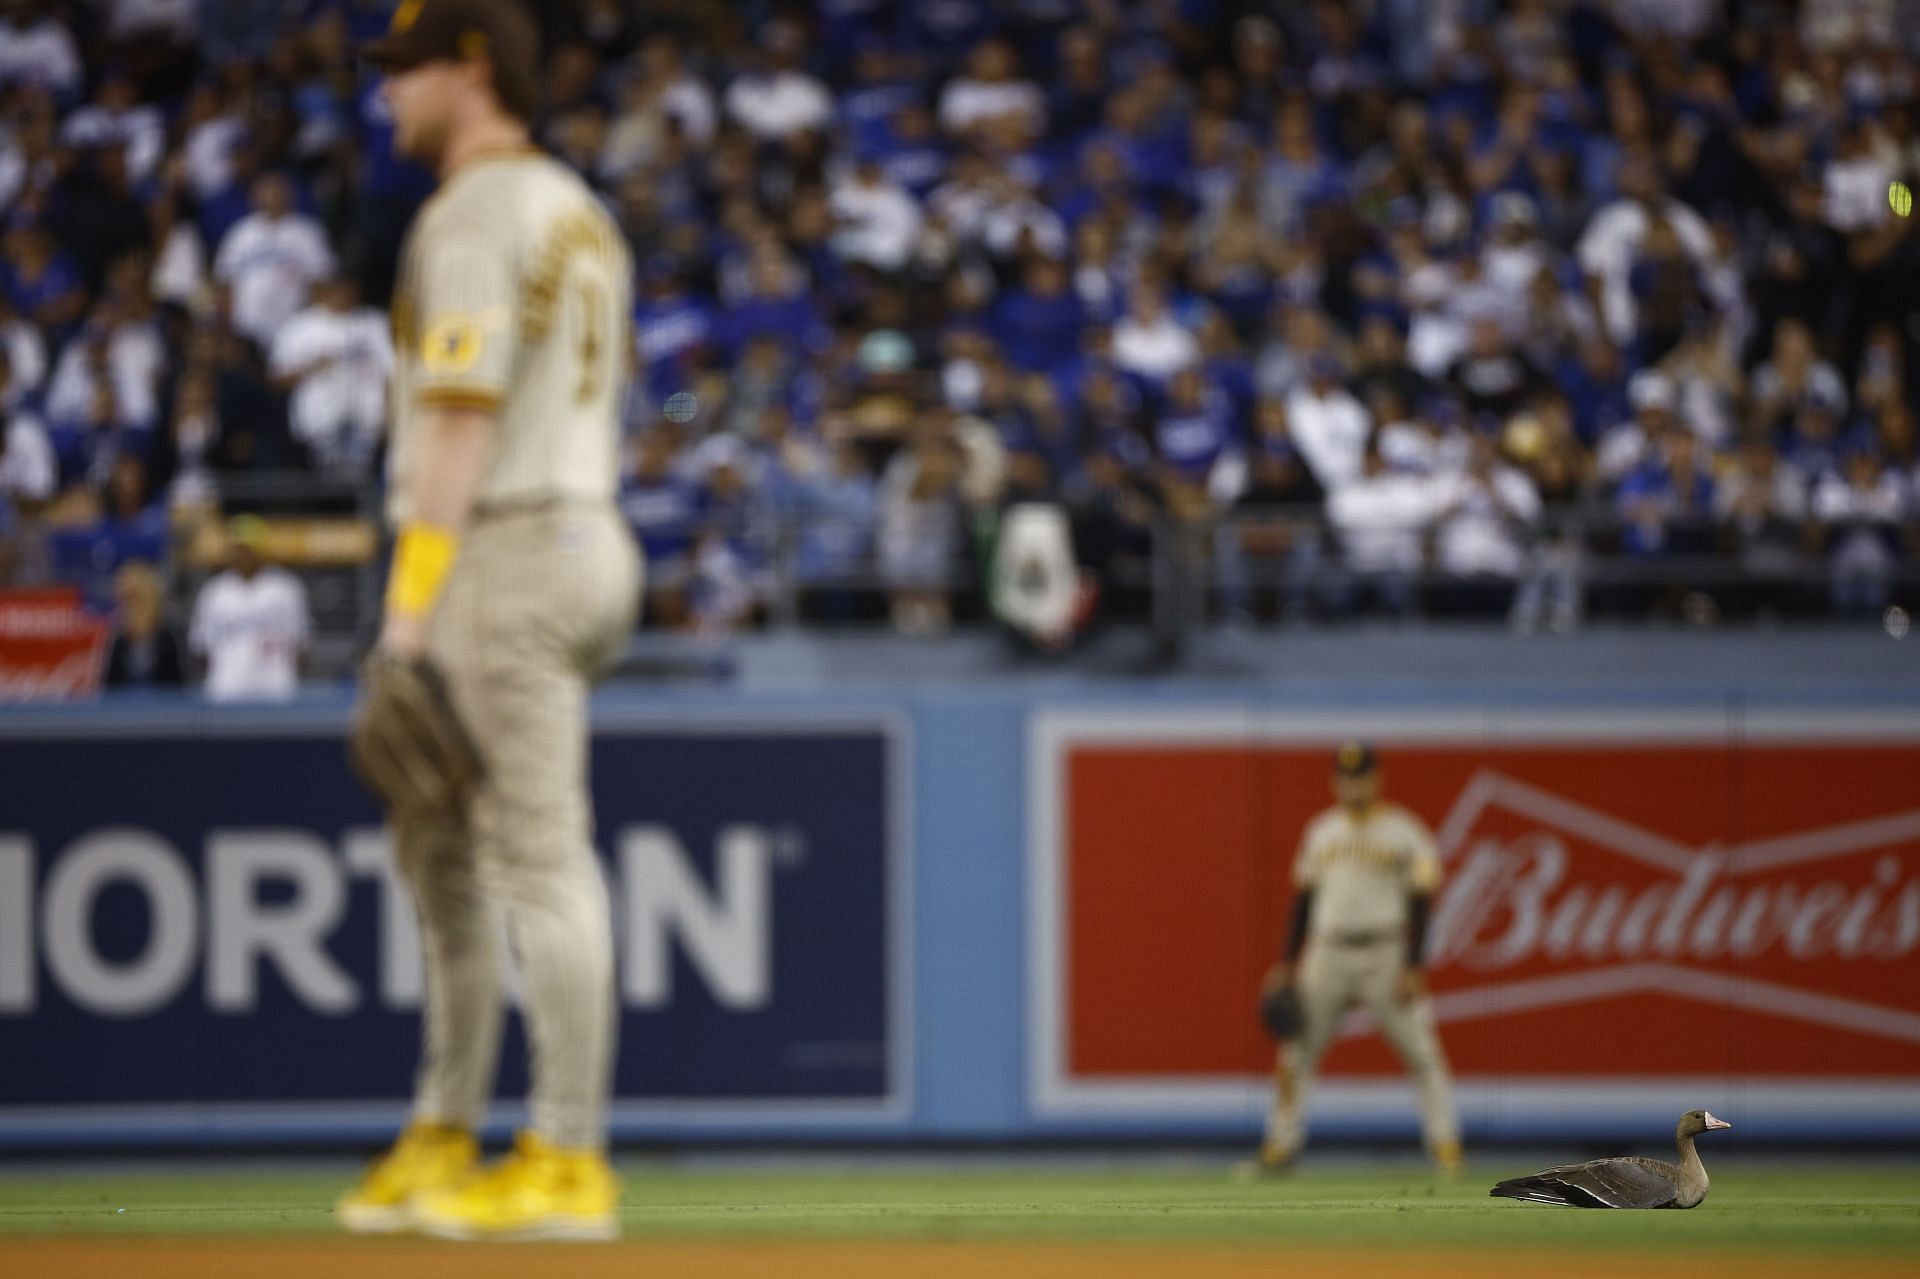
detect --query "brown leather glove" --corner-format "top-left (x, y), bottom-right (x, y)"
top-left (348, 652), bottom-right (483, 818)
top-left (1260, 983), bottom-right (1303, 1041)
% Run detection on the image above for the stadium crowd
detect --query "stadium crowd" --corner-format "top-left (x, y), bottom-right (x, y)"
top-left (1, 0), bottom-right (1918, 673)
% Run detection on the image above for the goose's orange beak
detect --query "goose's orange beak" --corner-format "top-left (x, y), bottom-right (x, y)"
top-left (1703, 1113), bottom-right (1732, 1130)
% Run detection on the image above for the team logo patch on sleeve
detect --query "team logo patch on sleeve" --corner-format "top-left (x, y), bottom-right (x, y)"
top-left (421, 314), bottom-right (483, 375)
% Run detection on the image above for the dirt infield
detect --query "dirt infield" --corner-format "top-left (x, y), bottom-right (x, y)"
top-left (7, 1238), bottom-right (1918, 1279)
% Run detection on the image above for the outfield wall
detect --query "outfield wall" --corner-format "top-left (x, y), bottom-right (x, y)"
top-left (2, 678), bottom-right (1918, 1147)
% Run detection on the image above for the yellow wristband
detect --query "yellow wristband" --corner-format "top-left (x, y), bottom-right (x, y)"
top-left (386, 522), bottom-right (460, 618)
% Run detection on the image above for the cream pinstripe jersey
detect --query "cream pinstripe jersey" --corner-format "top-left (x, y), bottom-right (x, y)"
top-left (386, 147), bottom-right (631, 524)
top-left (1292, 802), bottom-right (1441, 937)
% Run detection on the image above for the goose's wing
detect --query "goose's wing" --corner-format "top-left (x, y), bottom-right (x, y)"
top-left (1491, 1157), bottom-right (1679, 1209)
top-left (1542, 1157), bottom-right (1680, 1209)
top-left (1489, 1172), bottom-right (1599, 1207)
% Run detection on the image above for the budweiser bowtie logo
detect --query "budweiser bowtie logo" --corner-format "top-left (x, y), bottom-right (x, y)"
top-left (1039, 725), bottom-right (1920, 1099)
top-left (1419, 769), bottom-right (1920, 1053)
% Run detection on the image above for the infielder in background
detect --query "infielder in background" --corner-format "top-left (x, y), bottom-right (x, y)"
top-left (336, 0), bottom-right (641, 1243)
top-left (1253, 743), bottom-right (1461, 1174)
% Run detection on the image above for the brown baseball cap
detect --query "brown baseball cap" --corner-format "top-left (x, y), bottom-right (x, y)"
top-left (1333, 740), bottom-right (1378, 777)
top-left (362, 0), bottom-right (540, 120)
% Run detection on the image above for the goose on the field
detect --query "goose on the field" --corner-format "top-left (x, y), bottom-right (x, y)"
top-left (1489, 1110), bottom-right (1731, 1209)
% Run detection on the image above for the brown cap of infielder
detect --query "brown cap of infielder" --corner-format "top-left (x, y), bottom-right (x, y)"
top-left (1333, 740), bottom-right (1378, 776)
top-left (362, 0), bottom-right (540, 122)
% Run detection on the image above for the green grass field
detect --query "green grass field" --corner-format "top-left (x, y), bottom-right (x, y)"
top-left (2, 1161), bottom-right (1916, 1256)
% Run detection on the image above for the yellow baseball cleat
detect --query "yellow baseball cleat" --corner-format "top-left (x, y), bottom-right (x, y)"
top-left (413, 1131), bottom-right (621, 1242)
top-left (336, 1121), bottom-right (479, 1235)
top-left (1432, 1139), bottom-right (1466, 1175)
top-left (1232, 1142), bottom-right (1298, 1179)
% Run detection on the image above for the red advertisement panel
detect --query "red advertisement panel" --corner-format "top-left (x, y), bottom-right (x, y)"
top-left (0, 589), bottom-right (108, 701)
top-left (1055, 727), bottom-right (1920, 1088)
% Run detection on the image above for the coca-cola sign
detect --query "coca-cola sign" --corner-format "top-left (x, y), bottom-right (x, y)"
top-left (0, 589), bottom-right (107, 703)
top-left (1029, 709), bottom-right (1920, 1128)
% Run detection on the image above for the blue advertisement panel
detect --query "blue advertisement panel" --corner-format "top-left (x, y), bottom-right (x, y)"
top-left (0, 713), bottom-right (903, 1135)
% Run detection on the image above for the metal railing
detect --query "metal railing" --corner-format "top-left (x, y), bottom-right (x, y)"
top-left (58, 475), bottom-right (1906, 680)
top-left (1146, 504), bottom-right (1916, 636)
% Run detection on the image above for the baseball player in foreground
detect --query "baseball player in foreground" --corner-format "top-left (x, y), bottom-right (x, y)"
top-left (336, 0), bottom-right (640, 1242)
top-left (1252, 742), bottom-right (1462, 1174)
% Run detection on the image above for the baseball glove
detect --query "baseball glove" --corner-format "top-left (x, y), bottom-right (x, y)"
top-left (1260, 983), bottom-right (1303, 1041)
top-left (349, 652), bottom-right (484, 818)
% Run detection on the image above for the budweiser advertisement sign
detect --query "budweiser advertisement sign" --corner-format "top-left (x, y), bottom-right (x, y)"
top-left (0, 589), bottom-right (109, 702)
top-left (1028, 709), bottom-right (1920, 1133)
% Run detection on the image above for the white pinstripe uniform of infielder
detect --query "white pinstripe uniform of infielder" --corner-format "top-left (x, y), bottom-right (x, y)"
top-left (337, 0), bottom-right (641, 1242)
top-left (1256, 742), bottom-right (1462, 1172)
top-left (384, 145), bottom-right (641, 1154)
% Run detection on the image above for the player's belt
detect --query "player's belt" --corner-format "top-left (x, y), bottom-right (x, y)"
top-left (471, 493), bottom-right (616, 522)
top-left (1323, 928), bottom-right (1398, 947)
